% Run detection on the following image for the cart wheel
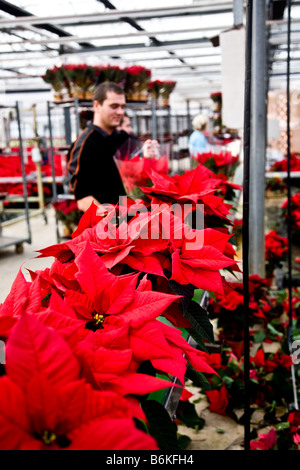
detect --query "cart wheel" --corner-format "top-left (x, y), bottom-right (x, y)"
top-left (15, 243), bottom-right (24, 254)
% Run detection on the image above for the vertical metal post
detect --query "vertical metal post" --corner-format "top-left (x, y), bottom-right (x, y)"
top-left (47, 101), bottom-right (57, 202)
top-left (151, 96), bottom-right (157, 140)
top-left (16, 102), bottom-right (31, 242)
top-left (186, 100), bottom-right (191, 134)
top-left (233, 0), bottom-right (244, 26)
top-left (285, 0), bottom-right (298, 411)
top-left (243, 0), bottom-right (253, 452)
top-left (167, 107), bottom-right (173, 161)
top-left (249, 0), bottom-right (267, 278)
top-left (63, 107), bottom-right (72, 145)
top-left (74, 97), bottom-right (80, 136)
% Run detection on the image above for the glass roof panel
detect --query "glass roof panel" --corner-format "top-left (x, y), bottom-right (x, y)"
top-left (0, 0), bottom-right (298, 106)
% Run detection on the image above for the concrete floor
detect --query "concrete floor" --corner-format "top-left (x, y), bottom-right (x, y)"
top-left (0, 206), bottom-right (57, 303)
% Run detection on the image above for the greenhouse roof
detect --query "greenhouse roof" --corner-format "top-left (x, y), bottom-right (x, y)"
top-left (0, 0), bottom-right (299, 107)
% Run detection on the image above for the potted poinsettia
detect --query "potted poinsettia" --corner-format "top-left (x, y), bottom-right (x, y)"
top-left (148, 80), bottom-right (165, 101)
top-left (210, 91), bottom-right (222, 109)
top-left (63, 64), bottom-right (98, 99)
top-left (282, 192), bottom-right (300, 233)
top-left (52, 198), bottom-right (82, 237)
top-left (192, 151), bottom-right (239, 178)
top-left (42, 66), bottom-right (66, 100)
top-left (161, 80), bottom-right (176, 106)
top-left (124, 65), bottom-right (151, 101)
top-left (265, 230), bottom-right (288, 278)
top-left (0, 195), bottom-right (223, 449)
top-left (102, 65), bottom-right (127, 87)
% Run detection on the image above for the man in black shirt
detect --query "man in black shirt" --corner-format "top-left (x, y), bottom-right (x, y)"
top-left (68, 82), bottom-right (129, 212)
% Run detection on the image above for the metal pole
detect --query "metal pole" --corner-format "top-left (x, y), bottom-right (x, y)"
top-left (47, 101), bottom-right (57, 202)
top-left (63, 107), bottom-right (72, 145)
top-left (151, 96), bottom-right (157, 140)
top-left (242, 0), bottom-right (253, 452)
top-left (249, 0), bottom-right (267, 278)
top-left (233, 0), bottom-right (244, 26)
top-left (16, 101), bottom-right (32, 243)
top-left (74, 97), bottom-right (80, 136)
top-left (286, 0), bottom-right (298, 411)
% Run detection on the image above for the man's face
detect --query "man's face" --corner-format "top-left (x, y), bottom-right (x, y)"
top-left (94, 91), bottom-right (126, 133)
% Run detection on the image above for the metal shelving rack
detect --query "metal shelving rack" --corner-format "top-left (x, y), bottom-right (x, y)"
top-left (0, 102), bottom-right (32, 253)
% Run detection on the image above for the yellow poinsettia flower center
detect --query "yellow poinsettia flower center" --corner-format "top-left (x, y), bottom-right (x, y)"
top-left (42, 430), bottom-right (56, 445)
top-left (93, 312), bottom-right (105, 325)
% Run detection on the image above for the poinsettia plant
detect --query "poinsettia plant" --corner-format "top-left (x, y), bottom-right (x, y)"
top-left (63, 64), bottom-right (98, 94)
top-left (114, 153), bottom-right (169, 196)
top-left (210, 91), bottom-right (222, 104)
top-left (124, 65), bottom-right (152, 94)
top-left (192, 151), bottom-right (240, 179)
top-left (140, 164), bottom-right (238, 233)
top-left (269, 154), bottom-right (300, 172)
top-left (266, 176), bottom-right (287, 194)
top-left (101, 65), bottom-right (127, 86)
top-left (148, 80), bottom-right (165, 100)
top-left (42, 66), bottom-right (66, 95)
top-left (161, 80), bottom-right (176, 99)
top-left (282, 192), bottom-right (300, 231)
top-left (52, 199), bottom-right (82, 236)
top-left (1, 172), bottom-right (242, 449)
top-left (265, 230), bottom-right (288, 277)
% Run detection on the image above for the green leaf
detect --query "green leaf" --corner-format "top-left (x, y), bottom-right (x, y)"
top-left (253, 329), bottom-right (266, 343)
top-left (142, 400), bottom-right (179, 451)
top-left (185, 363), bottom-right (211, 390)
top-left (183, 300), bottom-right (215, 344)
top-left (186, 328), bottom-right (209, 352)
top-left (168, 280), bottom-right (195, 310)
top-left (216, 428), bottom-right (225, 434)
top-left (177, 434), bottom-right (192, 450)
top-left (192, 289), bottom-right (205, 304)
top-left (276, 422), bottom-right (290, 431)
top-left (267, 322), bottom-right (283, 338)
top-left (175, 400), bottom-right (205, 430)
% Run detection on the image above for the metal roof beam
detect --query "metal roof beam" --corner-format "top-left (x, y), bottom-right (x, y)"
top-left (0, 0), bottom-right (96, 49)
top-left (59, 37), bottom-right (214, 57)
top-left (20, 25), bottom-right (229, 46)
top-left (0, 3), bottom-right (235, 28)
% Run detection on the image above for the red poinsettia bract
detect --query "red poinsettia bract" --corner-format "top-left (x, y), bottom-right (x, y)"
top-left (0, 314), bottom-right (158, 450)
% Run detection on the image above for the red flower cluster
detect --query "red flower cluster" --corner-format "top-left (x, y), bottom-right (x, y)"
top-left (0, 162), bottom-right (242, 449)
top-left (0, 229), bottom-right (217, 449)
top-left (251, 411), bottom-right (300, 450)
top-left (114, 154), bottom-right (169, 194)
top-left (140, 164), bottom-right (238, 231)
top-left (0, 147), bottom-right (63, 198)
top-left (192, 151), bottom-right (239, 178)
top-left (52, 199), bottom-right (79, 216)
top-left (282, 192), bottom-right (300, 230)
top-left (126, 65), bottom-right (151, 78)
top-left (208, 274), bottom-right (275, 337)
top-left (0, 154), bottom-right (243, 449)
top-left (210, 91), bottom-right (222, 100)
top-left (269, 154), bottom-right (300, 172)
top-left (265, 230), bottom-right (288, 275)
